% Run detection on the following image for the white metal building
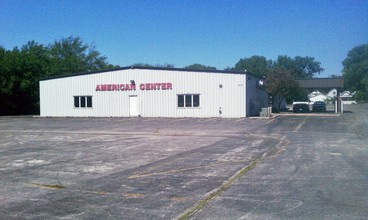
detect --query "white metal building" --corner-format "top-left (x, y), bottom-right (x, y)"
top-left (39, 66), bottom-right (268, 118)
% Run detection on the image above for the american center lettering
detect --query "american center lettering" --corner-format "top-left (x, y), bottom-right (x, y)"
top-left (95, 83), bottom-right (172, 91)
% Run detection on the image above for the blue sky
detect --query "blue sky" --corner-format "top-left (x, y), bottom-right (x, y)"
top-left (1, 0), bottom-right (367, 77)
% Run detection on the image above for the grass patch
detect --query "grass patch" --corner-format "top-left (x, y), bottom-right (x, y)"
top-left (176, 159), bottom-right (259, 220)
top-left (123, 193), bottom-right (145, 198)
top-left (31, 183), bottom-right (65, 189)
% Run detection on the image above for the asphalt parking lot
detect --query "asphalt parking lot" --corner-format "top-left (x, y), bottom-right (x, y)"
top-left (0, 104), bottom-right (367, 219)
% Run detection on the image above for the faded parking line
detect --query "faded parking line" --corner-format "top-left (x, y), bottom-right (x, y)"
top-left (294, 117), bottom-right (308, 132)
top-left (266, 118), bottom-right (276, 124)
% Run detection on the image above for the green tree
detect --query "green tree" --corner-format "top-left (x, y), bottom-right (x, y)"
top-left (132, 63), bottom-right (175, 68)
top-left (234, 55), bottom-right (272, 77)
top-left (132, 63), bottom-right (155, 67)
top-left (155, 63), bottom-right (175, 68)
top-left (266, 68), bottom-right (300, 111)
top-left (354, 91), bottom-right (368, 102)
top-left (48, 36), bottom-right (114, 76)
top-left (0, 46), bottom-right (12, 96)
top-left (184, 63), bottom-right (217, 70)
top-left (330, 74), bottom-right (342, 78)
top-left (19, 41), bottom-right (50, 113)
top-left (0, 36), bottom-right (118, 115)
top-left (273, 55), bottom-right (324, 79)
top-left (342, 44), bottom-right (368, 102)
top-left (293, 56), bottom-right (324, 79)
top-left (0, 41), bottom-right (50, 114)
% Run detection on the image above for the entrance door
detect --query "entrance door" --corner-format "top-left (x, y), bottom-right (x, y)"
top-left (129, 95), bottom-right (139, 117)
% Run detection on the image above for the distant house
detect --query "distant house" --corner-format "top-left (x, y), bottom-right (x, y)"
top-left (307, 89), bottom-right (356, 104)
top-left (308, 90), bottom-right (327, 102)
top-left (326, 89), bottom-right (337, 98)
top-left (340, 91), bottom-right (357, 104)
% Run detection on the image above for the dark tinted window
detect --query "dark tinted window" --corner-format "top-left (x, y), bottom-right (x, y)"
top-left (80, 96), bottom-right (86, 107)
top-left (74, 96), bottom-right (92, 108)
top-left (193, 95), bottom-right (200, 107)
top-left (185, 95), bottom-right (192, 107)
top-left (178, 95), bottom-right (184, 107)
top-left (87, 96), bottom-right (92, 107)
top-left (178, 94), bottom-right (200, 108)
top-left (74, 96), bottom-right (79, 108)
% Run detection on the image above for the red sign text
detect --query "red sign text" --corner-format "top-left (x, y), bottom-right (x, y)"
top-left (95, 82), bottom-right (172, 91)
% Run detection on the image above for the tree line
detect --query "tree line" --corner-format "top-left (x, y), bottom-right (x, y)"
top-left (342, 44), bottom-right (368, 102)
top-left (0, 36), bottom-right (366, 115)
top-left (0, 36), bottom-right (118, 115)
top-left (116, 45), bottom-right (368, 106)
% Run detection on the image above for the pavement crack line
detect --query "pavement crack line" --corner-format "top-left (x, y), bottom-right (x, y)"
top-left (175, 136), bottom-right (289, 220)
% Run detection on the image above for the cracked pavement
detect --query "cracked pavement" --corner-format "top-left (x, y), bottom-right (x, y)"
top-left (0, 104), bottom-right (367, 219)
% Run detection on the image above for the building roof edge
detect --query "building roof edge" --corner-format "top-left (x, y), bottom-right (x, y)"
top-left (40, 66), bottom-right (260, 81)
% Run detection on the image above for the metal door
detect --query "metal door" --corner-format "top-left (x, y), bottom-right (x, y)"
top-left (129, 95), bottom-right (139, 116)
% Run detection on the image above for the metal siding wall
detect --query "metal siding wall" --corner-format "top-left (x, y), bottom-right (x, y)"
top-left (40, 69), bottom-right (247, 117)
top-left (245, 75), bottom-right (268, 116)
top-left (216, 74), bottom-right (246, 117)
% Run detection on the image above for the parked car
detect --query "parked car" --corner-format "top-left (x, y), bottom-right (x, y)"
top-left (293, 102), bottom-right (309, 113)
top-left (312, 101), bottom-right (326, 112)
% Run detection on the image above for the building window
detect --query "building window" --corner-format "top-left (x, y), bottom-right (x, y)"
top-left (80, 97), bottom-right (86, 107)
top-left (86, 96), bottom-right (92, 107)
top-left (177, 94), bottom-right (200, 108)
top-left (185, 95), bottom-right (192, 107)
top-left (74, 96), bottom-right (79, 108)
top-left (74, 96), bottom-right (92, 108)
top-left (178, 95), bottom-right (184, 107)
top-left (193, 95), bottom-right (200, 107)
